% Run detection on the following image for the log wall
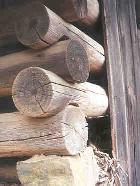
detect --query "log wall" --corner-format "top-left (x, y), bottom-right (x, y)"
top-left (0, 0), bottom-right (109, 185)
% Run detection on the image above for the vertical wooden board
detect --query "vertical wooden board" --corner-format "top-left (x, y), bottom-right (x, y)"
top-left (135, 0), bottom-right (140, 28)
top-left (102, 0), bottom-right (140, 185)
top-left (102, 0), bottom-right (128, 184)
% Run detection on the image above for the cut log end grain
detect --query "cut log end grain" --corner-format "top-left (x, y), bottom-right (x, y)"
top-left (12, 67), bottom-right (108, 118)
top-left (0, 39), bottom-right (89, 97)
top-left (65, 39), bottom-right (89, 82)
top-left (12, 67), bottom-right (56, 117)
top-left (0, 106), bottom-right (88, 157)
top-left (14, 2), bottom-right (104, 52)
top-left (15, 2), bottom-right (65, 48)
top-left (15, 2), bottom-right (49, 47)
top-left (15, 2), bottom-right (105, 74)
top-left (17, 147), bottom-right (99, 186)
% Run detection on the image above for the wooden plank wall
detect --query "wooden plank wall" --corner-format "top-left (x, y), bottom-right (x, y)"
top-left (135, 0), bottom-right (140, 28)
top-left (102, 0), bottom-right (140, 185)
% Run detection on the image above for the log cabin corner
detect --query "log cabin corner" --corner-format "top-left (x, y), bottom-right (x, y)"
top-left (0, 0), bottom-right (139, 185)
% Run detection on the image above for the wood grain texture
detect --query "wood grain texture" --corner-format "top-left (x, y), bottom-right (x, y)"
top-left (12, 67), bottom-right (108, 118)
top-left (102, 0), bottom-right (140, 185)
top-left (15, 2), bottom-right (105, 74)
top-left (43, 0), bottom-right (87, 22)
top-left (17, 147), bottom-right (99, 186)
top-left (135, 0), bottom-right (140, 28)
top-left (0, 0), bottom-right (87, 23)
top-left (0, 105), bottom-right (88, 157)
top-left (0, 39), bottom-right (89, 96)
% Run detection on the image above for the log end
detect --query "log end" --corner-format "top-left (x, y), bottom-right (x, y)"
top-left (62, 105), bottom-right (88, 155)
top-left (15, 2), bottom-right (49, 48)
top-left (66, 40), bottom-right (89, 83)
top-left (12, 67), bottom-right (53, 117)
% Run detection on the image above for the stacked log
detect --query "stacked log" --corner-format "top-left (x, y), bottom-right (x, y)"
top-left (12, 67), bottom-right (108, 118)
top-left (43, 0), bottom-right (100, 26)
top-left (0, 105), bottom-right (87, 157)
top-left (0, 0), bottom-right (99, 40)
top-left (0, 40), bottom-right (89, 96)
top-left (14, 2), bottom-right (105, 73)
top-left (42, 0), bottom-right (88, 23)
top-left (0, 0), bottom-right (108, 185)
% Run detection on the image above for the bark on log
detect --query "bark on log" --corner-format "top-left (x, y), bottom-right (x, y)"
top-left (17, 147), bottom-right (99, 186)
top-left (15, 2), bottom-right (105, 73)
top-left (12, 67), bottom-right (108, 118)
top-left (0, 105), bottom-right (88, 157)
top-left (0, 40), bottom-right (89, 96)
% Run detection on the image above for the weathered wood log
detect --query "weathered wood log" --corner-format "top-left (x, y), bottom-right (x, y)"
top-left (0, 40), bottom-right (89, 96)
top-left (17, 147), bottom-right (99, 186)
top-left (43, 0), bottom-right (99, 26)
top-left (0, 105), bottom-right (88, 157)
top-left (12, 67), bottom-right (108, 118)
top-left (15, 2), bottom-right (105, 73)
top-left (76, 0), bottom-right (100, 27)
top-left (0, 0), bottom-right (98, 41)
top-left (43, 0), bottom-right (87, 22)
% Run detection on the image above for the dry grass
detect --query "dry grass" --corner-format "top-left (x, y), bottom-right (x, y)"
top-left (90, 145), bottom-right (128, 186)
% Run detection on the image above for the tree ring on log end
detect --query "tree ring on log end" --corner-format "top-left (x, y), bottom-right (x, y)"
top-left (15, 2), bottom-right (49, 47)
top-left (66, 40), bottom-right (89, 83)
top-left (12, 67), bottom-right (54, 117)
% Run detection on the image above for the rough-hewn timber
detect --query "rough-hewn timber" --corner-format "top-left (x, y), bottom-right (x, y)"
top-left (102, 0), bottom-right (140, 185)
top-left (0, 106), bottom-right (88, 157)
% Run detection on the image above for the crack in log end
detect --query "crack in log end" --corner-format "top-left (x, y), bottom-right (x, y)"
top-left (62, 106), bottom-right (88, 155)
top-left (12, 67), bottom-right (53, 117)
top-left (66, 39), bottom-right (89, 83)
top-left (15, 2), bottom-right (50, 47)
